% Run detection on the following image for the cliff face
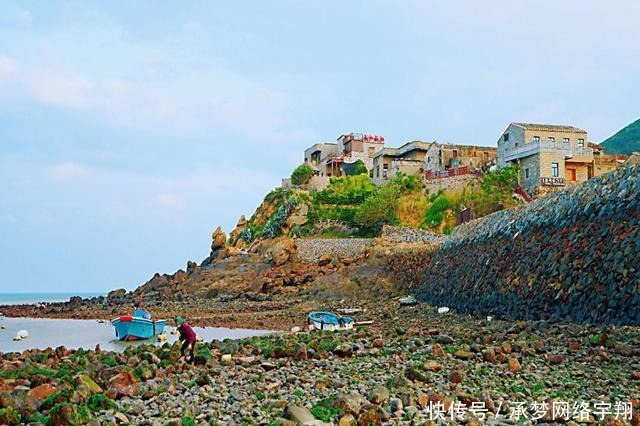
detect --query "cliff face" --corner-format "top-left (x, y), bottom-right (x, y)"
top-left (414, 165), bottom-right (640, 325)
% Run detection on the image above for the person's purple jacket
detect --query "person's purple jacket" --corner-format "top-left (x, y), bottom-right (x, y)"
top-left (178, 322), bottom-right (196, 343)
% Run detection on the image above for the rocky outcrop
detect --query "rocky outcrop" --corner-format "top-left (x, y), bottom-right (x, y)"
top-left (415, 165), bottom-right (640, 325)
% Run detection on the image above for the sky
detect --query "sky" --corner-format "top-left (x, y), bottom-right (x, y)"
top-left (1, 1), bottom-right (639, 293)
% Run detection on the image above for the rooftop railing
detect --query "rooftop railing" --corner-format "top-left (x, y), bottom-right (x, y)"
top-left (503, 140), bottom-right (574, 161)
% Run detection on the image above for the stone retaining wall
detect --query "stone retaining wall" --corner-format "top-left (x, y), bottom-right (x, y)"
top-left (415, 165), bottom-right (640, 325)
top-left (294, 238), bottom-right (373, 263)
top-left (381, 225), bottom-right (446, 245)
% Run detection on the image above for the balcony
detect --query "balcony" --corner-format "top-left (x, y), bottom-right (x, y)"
top-left (503, 140), bottom-right (572, 162)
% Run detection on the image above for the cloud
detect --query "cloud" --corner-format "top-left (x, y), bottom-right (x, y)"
top-left (47, 162), bottom-right (91, 181)
top-left (0, 54), bottom-right (18, 81)
top-left (24, 67), bottom-right (92, 109)
top-left (16, 10), bottom-right (33, 26)
top-left (0, 20), bottom-right (298, 145)
top-left (156, 192), bottom-right (186, 212)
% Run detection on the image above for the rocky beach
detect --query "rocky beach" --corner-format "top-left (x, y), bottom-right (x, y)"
top-left (1, 165), bottom-right (639, 425)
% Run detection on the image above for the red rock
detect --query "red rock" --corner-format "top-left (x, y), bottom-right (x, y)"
top-left (423, 361), bottom-right (442, 372)
top-left (546, 354), bottom-right (565, 365)
top-left (508, 357), bottom-right (521, 373)
top-left (26, 383), bottom-right (57, 409)
top-left (483, 349), bottom-right (497, 363)
top-left (448, 371), bottom-right (463, 384)
top-left (106, 371), bottom-right (140, 399)
top-left (568, 341), bottom-right (582, 352)
top-left (372, 338), bottom-right (384, 348)
top-left (431, 343), bottom-right (444, 357)
top-left (630, 372), bottom-right (640, 380)
top-left (501, 342), bottom-right (512, 354)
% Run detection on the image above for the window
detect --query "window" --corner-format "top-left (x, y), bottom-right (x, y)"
top-left (368, 147), bottom-right (375, 156)
top-left (452, 149), bottom-right (458, 158)
top-left (376, 165), bottom-right (380, 178)
top-left (504, 133), bottom-right (509, 142)
top-left (383, 163), bottom-right (389, 178)
top-left (563, 137), bottom-right (570, 143)
top-left (551, 162), bottom-right (559, 177)
top-left (548, 137), bottom-right (555, 142)
top-left (578, 138), bottom-right (585, 148)
top-left (427, 156), bottom-right (431, 163)
top-left (533, 136), bottom-right (540, 142)
top-left (525, 168), bottom-right (530, 179)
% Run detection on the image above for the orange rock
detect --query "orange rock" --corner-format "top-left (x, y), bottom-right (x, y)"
top-left (423, 361), bottom-right (442, 372)
top-left (106, 371), bottom-right (140, 399)
top-left (26, 383), bottom-right (57, 409)
top-left (508, 357), bottom-right (521, 373)
top-left (431, 343), bottom-right (444, 357)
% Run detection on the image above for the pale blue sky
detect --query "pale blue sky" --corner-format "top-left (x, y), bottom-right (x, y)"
top-left (1, 1), bottom-right (639, 293)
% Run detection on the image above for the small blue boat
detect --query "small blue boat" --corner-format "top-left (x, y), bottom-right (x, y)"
top-left (111, 311), bottom-right (167, 341)
top-left (307, 311), bottom-right (353, 331)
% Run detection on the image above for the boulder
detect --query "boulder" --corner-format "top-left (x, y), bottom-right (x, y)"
top-left (107, 288), bottom-right (127, 300)
top-left (335, 392), bottom-right (364, 416)
top-left (26, 383), bottom-right (57, 409)
top-left (106, 371), bottom-right (140, 399)
top-left (368, 385), bottom-right (390, 404)
top-left (75, 375), bottom-right (102, 398)
top-left (286, 405), bottom-right (331, 425)
top-left (211, 226), bottom-right (227, 252)
top-left (317, 253), bottom-right (333, 267)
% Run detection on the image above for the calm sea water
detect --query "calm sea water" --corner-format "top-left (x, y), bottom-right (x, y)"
top-left (0, 293), bottom-right (104, 306)
top-left (0, 317), bottom-right (272, 353)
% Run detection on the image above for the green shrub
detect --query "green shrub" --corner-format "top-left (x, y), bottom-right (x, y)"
top-left (424, 194), bottom-right (450, 228)
top-left (181, 416), bottom-right (196, 426)
top-left (354, 182), bottom-right (399, 233)
top-left (0, 407), bottom-right (21, 426)
top-left (86, 394), bottom-right (118, 412)
top-left (314, 174), bottom-right (376, 205)
top-left (291, 163), bottom-right (315, 185)
top-left (310, 399), bottom-right (341, 422)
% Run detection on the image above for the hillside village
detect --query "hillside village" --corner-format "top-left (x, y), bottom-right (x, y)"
top-left (297, 122), bottom-right (629, 197)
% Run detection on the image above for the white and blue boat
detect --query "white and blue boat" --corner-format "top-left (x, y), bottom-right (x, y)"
top-left (111, 309), bottom-right (167, 341)
top-left (307, 311), bottom-right (354, 331)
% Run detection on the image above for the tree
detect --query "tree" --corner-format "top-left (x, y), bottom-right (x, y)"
top-left (354, 183), bottom-right (400, 234)
top-left (353, 159), bottom-right (368, 175)
top-left (291, 163), bottom-right (314, 185)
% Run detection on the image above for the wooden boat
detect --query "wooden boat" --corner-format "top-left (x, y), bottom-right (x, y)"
top-left (111, 312), bottom-right (166, 341)
top-left (307, 311), bottom-right (353, 331)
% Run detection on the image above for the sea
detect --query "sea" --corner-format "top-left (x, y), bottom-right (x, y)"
top-left (0, 292), bottom-right (104, 306)
top-left (0, 293), bottom-right (272, 353)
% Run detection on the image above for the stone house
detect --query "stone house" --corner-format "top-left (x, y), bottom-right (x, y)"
top-left (590, 143), bottom-right (627, 176)
top-left (423, 142), bottom-right (498, 176)
top-left (324, 133), bottom-right (385, 177)
top-left (497, 122), bottom-right (594, 194)
top-left (303, 143), bottom-right (338, 176)
top-left (372, 141), bottom-right (432, 184)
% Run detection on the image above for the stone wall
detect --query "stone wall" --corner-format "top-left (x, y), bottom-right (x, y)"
top-left (294, 238), bottom-right (373, 264)
top-left (380, 225), bottom-right (446, 245)
top-left (415, 165), bottom-right (640, 325)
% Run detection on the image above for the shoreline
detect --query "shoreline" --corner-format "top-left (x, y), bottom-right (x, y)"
top-left (1, 298), bottom-right (639, 425)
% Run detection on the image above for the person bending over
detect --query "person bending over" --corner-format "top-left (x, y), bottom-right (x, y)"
top-left (175, 316), bottom-right (196, 363)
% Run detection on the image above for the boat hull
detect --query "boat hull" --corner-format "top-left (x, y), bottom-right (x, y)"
top-left (111, 316), bottom-right (167, 341)
top-left (307, 311), bottom-right (353, 331)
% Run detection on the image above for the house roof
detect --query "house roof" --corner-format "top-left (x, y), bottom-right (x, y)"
top-left (511, 122), bottom-right (587, 133)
